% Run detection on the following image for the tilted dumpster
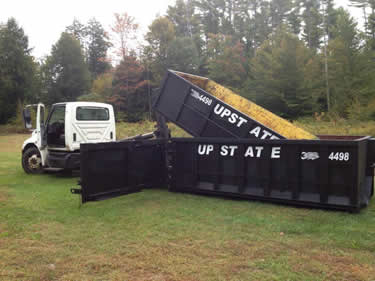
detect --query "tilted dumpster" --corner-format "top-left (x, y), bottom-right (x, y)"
top-left (153, 70), bottom-right (316, 140)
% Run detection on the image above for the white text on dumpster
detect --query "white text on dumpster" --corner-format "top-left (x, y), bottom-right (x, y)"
top-left (213, 104), bottom-right (280, 140)
top-left (198, 144), bottom-right (281, 159)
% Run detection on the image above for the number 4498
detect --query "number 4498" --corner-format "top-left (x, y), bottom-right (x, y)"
top-left (328, 152), bottom-right (350, 161)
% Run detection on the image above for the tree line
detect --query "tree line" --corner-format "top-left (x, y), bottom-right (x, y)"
top-left (1, 0), bottom-right (375, 125)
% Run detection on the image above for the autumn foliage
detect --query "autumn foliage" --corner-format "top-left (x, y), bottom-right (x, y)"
top-left (3, 0), bottom-right (375, 124)
top-left (111, 55), bottom-right (150, 122)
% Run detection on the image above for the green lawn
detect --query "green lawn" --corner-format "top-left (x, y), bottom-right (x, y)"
top-left (1, 123), bottom-right (375, 280)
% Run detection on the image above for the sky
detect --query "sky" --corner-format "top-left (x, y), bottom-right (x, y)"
top-left (0, 0), bottom-right (364, 59)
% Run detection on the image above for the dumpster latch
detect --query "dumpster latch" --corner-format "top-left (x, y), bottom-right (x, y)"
top-left (71, 188), bottom-right (82, 194)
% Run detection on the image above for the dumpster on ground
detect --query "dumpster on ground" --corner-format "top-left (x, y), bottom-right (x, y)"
top-left (71, 71), bottom-right (375, 212)
top-left (168, 136), bottom-right (375, 212)
top-left (72, 135), bottom-right (375, 212)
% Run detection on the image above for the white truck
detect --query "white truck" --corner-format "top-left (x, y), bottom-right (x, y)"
top-left (22, 102), bottom-right (116, 174)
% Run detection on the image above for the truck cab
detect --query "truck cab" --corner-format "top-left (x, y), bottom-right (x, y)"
top-left (22, 102), bottom-right (116, 174)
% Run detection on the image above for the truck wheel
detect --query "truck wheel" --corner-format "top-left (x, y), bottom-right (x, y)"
top-left (22, 147), bottom-right (43, 174)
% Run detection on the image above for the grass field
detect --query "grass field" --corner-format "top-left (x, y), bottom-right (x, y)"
top-left (1, 122), bottom-right (375, 280)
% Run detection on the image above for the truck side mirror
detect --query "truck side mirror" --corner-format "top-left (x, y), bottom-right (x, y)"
top-left (23, 108), bottom-right (33, 130)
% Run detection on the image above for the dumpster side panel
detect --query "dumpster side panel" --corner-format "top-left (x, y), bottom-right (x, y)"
top-left (154, 73), bottom-right (191, 122)
top-left (169, 137), bottom-right (371, 211)
top-left (80, 140), bottom-right (167, 203)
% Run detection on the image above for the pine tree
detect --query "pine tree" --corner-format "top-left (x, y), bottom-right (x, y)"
top-left (42, 33), bottom-right (90, 105)
top-left (323, 0), bottom-right (338, 40)
top-left (327, 8), bottom-right (362, 114)
top-left (301, 0), bottom-right (323, 50)
top-left (144, 17), bottom-right (176, 83)
top-left (66, 19), bottom-right (88, 53)
top-left (86, 18), bottom-right (111, 79)
top-left (287, 4), bottom-right (302, 35)
top-left (166, 37), bottom-right (200, 73)
top-left (167, 0), bottom-right (198, 37)
top-left (0, 18), bottom-right (38, 124)
top-left (249, 27), bottom-right (314, 118)
top-left (66, 19), bottom-right (112, 79)
top-left (270, 0), bottom-right (293, 29)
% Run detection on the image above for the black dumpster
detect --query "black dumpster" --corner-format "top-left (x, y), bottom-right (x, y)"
top-left (74, 139), bottom-right (167, 203)
top-left (73, 136), bottom-right (374, 211)
top-left (153, 70), bottom-right (316, 140)
top-left (168, 136), bottom-right (375, 212)
top-left (71, 68), bottom-right (375, 212)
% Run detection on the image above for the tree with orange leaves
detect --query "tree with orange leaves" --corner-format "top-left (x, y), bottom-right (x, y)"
top-left (111, 54), bottom-right (150, 122)
top-left (111, 13), bottom-right (139, 63)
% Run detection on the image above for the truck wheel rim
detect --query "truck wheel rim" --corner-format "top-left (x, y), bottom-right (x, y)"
top-left (28, 154), bottom-right (41, 169)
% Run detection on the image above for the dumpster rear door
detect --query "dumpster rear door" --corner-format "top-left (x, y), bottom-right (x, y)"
top-left (73, 139), bottom-right (167, 203)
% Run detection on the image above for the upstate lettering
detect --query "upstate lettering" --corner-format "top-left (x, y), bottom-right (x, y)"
top-left (198, 144), bottom-right (281, 159)
top-left (213, 104), bottom-right (280, 140)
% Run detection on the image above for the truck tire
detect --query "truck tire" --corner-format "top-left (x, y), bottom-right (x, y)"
top-left (22, 147), bottom-right (43, 174)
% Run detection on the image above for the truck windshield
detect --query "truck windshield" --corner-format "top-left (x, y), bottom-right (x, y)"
top-left (76, 107), bottom-right (109, 121)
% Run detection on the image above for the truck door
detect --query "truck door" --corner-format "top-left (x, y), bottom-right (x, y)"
top-left (46, 105), bottom-right (66, 148)
top-left (38, 104), bottom-right (47, 148)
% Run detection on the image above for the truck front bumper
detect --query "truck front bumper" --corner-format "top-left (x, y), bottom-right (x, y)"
top-left (47, 151), bottom-right (80, 169)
